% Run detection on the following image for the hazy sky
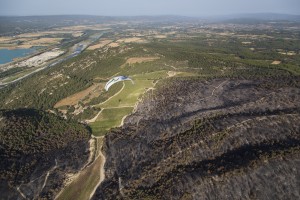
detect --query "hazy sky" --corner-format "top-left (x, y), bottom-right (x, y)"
top-left (1, 0), bottom-right (300, 16)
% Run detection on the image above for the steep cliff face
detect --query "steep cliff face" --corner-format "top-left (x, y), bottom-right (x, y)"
top-left (93, 77), bottom-right (300, 199)
top-left (0, 109), bottom-right (91, 199)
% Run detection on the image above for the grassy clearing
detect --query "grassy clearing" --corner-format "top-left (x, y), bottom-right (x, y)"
top-left (122, 57), bottom-right (160, 67)
top-left (90, 107), bottom-right (133, 136)
top-left (56, 138), bottom-right (104, 200)
top-left (90, 71), bottom-right (170, 136)
top-left (88, 69), bottom-right (195, 136)
top-left (99, 71), bottom-right (168, 108)
top-left (100, 71), bottom-right (167, 108)
top-left (132, 70), bottom-right (168, 80)
top-left (99, 81), bottom-right (151, 108)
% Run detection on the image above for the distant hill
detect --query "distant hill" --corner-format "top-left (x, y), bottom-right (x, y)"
top-left (0, 15), bottom-right (197, 36)
top-left (0, 15), bottom-right (114, 35)
top-left (209, 13), bottom-right (300, 23)
top-left (1, 14), bottom-right (299, 35)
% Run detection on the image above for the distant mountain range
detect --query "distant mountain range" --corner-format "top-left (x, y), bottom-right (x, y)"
top-left (1, 13), bottom-right (299, 21)
top-left (0, 13), bottom-right (299, 35)
top-left (208, 13), bottom-right (300, 23)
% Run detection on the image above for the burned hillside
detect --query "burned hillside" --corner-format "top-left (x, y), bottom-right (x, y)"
top-left (93, 76), bottom-right (300, 199)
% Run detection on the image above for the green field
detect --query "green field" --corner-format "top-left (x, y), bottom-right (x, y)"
top-left (90, 71), bottom-right (169, 136)
top-left (90, 107), bottom-right (133, 136)
top-left (100, 71), bottom-right (168, 108)
top-left (100, 81), bottom-right (151, 108)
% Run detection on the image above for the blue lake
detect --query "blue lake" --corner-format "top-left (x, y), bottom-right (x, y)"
top-left (0, 48), bottom-right (37, 65)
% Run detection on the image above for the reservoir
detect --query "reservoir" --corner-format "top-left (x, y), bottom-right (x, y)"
top-left (0, 48), bottom-right (37, 65)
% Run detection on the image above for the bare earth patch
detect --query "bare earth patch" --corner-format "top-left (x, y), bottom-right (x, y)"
top-left (271, 60), bottom-right (281, 65)
top-left (87, 40), bottom-right (113, 50)
top-left (0, 44), bottom-right (34, 49)
top-left (218, 32), bottom-right (235, 36)
top-left (279, 51), bottom-right (297, 56)
top-left (122, 57), bottom-right (160, 67)
top-left (154, 35), bottom-right (167, 39)
top-left (72, 32), bottom-right (84, 37)
top-left (16, 33), bottom-right (51, 38)
top-left (108, 42), bottom-right (120, 48)
top-left (117, 37), bottom-right (146, 43)
top-left (242, 41), bottom-right (252, 44)
top-left (0, 37), bottom-right (35, 49)
top-left (24, 38), bottom-right (63, 46)
top-left (1, 38), bottom-right (64, 49)
top-left (17, 31), bottom-right (83, 38)
top-left (14, 44), bottom-right (35, 49)
top-left (167, 71), bottom-right (177, 77)
top-left (0, 37), bottom-right (14, 42)
top-left (18, 49), bottom-right (64, 67)
top-left (55, 25), bottom-right (89, 31)
top-left (54, 83), bottom-right (104, 108)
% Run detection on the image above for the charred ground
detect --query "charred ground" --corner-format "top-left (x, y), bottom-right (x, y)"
top-left (93, 76), bottom-right (300, 199)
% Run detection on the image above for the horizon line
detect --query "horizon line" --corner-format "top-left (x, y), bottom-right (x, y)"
top-left (0, 12), bottom-right (300, 18)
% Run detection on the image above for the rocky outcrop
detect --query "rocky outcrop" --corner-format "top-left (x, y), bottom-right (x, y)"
top-left (93, 77), bottom-right (300, 199)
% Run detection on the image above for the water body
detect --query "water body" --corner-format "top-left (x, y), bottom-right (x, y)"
top-left (0, 48), bottom-right (37, 65)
